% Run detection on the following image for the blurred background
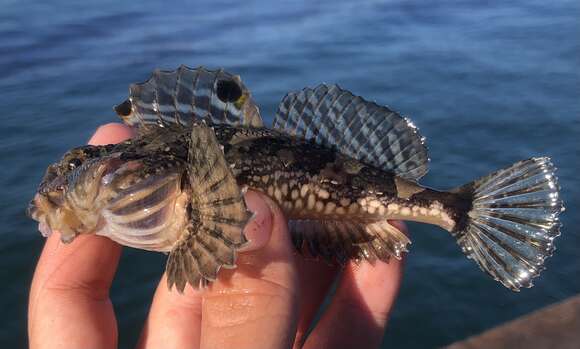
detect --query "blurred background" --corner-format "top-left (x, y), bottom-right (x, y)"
top-left (1, 0), bottom-right (578, 347)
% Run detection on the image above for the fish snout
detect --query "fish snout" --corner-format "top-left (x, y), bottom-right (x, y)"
top-left (26, 198), bottom-right (38, 220)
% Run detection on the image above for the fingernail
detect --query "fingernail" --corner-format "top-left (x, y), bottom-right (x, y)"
top-left (238, 191), bottom-right (274, 252)
top-left (88, 123), bottom-right (134, 145)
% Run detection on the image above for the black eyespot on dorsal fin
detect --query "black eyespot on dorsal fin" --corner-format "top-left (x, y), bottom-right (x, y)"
top-left (116, 65), bottom-right (263, 134)
top-left (114, 99), bottom-right (132, 117)
top-left (216, 78), bottom-right (243, 103)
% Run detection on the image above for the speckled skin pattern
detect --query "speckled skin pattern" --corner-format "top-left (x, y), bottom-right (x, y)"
top-left (29, 118), bottom-right (562, 292)
top-left (62, 124), bottom-right (465, 235)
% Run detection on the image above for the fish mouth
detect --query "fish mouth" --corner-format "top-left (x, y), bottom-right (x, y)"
top-left (26, 199), bottom-right (38, 220)
top-left (26, 195), bottom-right (58, 238)
top-left (38, 221), bottom-right (53, 238)
top-left (27, 193), bottom-right (59, 239)
top-left (28, 155), bottom-right (126, 235)
top-left (28, 172), bottom-right (68, 223)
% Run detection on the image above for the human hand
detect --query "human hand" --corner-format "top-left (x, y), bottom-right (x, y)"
top-left (28, 123), bottom-right (405, 349)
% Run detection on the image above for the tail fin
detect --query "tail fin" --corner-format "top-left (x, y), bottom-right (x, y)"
top-left (452, 157), bottom-right (564, 291)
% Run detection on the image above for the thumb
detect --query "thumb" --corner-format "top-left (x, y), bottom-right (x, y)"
top-left (238, 190), bottom-right (278, 252)
top-left (210, 189), bottom-right (298, 288)
top-left (199, 190), bottom-right (300, 349)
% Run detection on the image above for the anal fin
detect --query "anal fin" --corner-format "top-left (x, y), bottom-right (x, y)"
top-left (357, 220), bottom-right (410, 262)
top-left (290, 219), bottom-right (410, 264)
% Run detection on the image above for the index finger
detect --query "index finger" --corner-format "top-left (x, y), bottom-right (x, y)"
top-left (28, 123), bottom-right (134, 349)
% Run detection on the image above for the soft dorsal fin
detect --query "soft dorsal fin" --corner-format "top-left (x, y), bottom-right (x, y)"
top-left (115, 65), bottom-right (263, 134)
top-left (273, 84), bottom-right (429, 181)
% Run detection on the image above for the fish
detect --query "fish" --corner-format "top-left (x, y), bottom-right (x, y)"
top-left (27, 65), bottom-right (565, 293)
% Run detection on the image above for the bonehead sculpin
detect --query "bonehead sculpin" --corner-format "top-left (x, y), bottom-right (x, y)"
top-left (28, 66), bottom-right (564, 292)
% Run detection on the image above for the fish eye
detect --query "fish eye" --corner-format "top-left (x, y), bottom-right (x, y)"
top-left (114, 99), bottom-right (132, 117)
top-left (68, 158), bottom-right (83, 170)
top-left (216, 79), bottom-right (242, 103)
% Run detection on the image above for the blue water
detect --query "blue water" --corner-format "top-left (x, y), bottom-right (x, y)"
top-left (1, 1), bottom-right (579, 347)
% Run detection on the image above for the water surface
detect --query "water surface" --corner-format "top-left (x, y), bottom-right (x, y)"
top-left (1, 1), bottom-right (579, 347)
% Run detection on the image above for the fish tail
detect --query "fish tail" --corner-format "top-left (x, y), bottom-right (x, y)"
top-left (450, 157), bottom-right (564, 291)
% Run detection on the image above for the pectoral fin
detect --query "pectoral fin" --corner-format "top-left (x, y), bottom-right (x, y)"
top-left (166, 124), bottom-right (251, 292)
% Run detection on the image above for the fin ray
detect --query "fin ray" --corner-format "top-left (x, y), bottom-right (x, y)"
top-left (116, 65), bottom-right (263, 134)
top-left (166, 124), bottom-right (251, 292)
top-left (452, 157), bottom-right (564, 291)
top-left (273, 84), bottom-right (429, 181)
top-left (289, 219), bottom-right (409, 264)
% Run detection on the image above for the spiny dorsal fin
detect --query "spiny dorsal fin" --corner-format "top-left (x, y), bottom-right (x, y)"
top-left (166, 124), bottom-right (252, 292)
top-left (115, 65), bottom-right (263, 134)
top-left (273, 84), bottom-right (429, 181)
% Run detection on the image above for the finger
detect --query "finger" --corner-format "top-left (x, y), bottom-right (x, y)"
top-left (28, 123), bottom-right (133, 349)
top-left (136, 274), bottom-right (203, 349)
top-left (292, 258), bottom-right (338, 349)
top-left (87, 122), bottom-right (135, 145)
top-left (200, 191), bottom-right (300, 349)
top-left (137, 190), bottom-right (279, 349)
top-left (295, 221), bottom-right (407, 347)
top-left (303, 222), bottom-right (407, 349)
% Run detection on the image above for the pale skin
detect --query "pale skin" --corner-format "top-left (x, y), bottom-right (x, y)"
top-left (28, 123), bottom-right (406, 349)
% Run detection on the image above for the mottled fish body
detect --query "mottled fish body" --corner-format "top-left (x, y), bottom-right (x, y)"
top-left (28, 66), bottom-right (564, 292)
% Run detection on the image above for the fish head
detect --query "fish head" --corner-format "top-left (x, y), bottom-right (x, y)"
top-left (28, 147), bottom-right (91, 222)
top-left (27, 147), bottom-right (123, 243)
